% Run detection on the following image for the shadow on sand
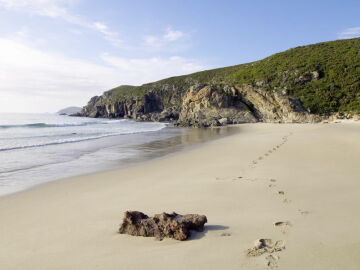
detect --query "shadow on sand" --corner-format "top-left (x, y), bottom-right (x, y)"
top-left (188, 225), bottom-right (229, 240)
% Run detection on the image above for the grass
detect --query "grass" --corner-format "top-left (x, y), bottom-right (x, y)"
top-left (105, 38), bottom-right (360, 114)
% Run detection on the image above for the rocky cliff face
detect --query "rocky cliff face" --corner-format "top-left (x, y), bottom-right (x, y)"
top-left (80, 83), bottom-right (320, 127)
top-left (79, 38), bottom-right (360, 124)
top-left (81, 84), bottom-right (184, 121)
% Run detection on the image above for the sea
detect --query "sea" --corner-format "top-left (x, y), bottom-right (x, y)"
top-left (0, 113), bottom-right (236, 197)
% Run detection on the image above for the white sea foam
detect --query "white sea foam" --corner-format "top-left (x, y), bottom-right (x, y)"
top-left (0, 113), bottom-right (172, 196)
top-left (0, 114), bottom-right (166, 151)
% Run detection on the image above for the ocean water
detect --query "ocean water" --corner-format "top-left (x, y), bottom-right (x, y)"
top-left (0, 113), bottom-right (236, 197)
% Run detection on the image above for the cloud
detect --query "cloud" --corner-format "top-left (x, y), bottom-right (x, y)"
top-left (0, 38), bottom-right (206, 113)
top-left (163, 28), bottom-right (185, 41)
top-left (0, 2), bottom-right (190, 50)
top-left (144, 27), bottom-right (187, 48)
top-left (0, 0), bottom-right (123, 47)
top-left (0, 2), bottom-right (201, 113)
top-left (0, 0), bottom-right (73, 18)
top-left (0, 38), bottom-right (120, 113)
top-left (93, 21), bottom-right (122, 47)
top-left (338, 26), bottom-right (360, 39)
top-left (101, 53), bottom-right (204, 84)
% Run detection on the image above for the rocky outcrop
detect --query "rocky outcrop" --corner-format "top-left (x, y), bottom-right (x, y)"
top-left (80, 85), bottom-right (183, 122)
top-left (177, 84), bottom-right (319, 127)
top-left (327, 112), bottom-right (360, 122)
top-left (119, 211), bottom-right (207, 241)
top-left (295, 71), bottom-right (320, 85)
top-left (80, 83), bottom-right (320, 127)
top-left (177, 85), bottom-right (258, 127)
top-left (77, 38), bottom-right (360, 122)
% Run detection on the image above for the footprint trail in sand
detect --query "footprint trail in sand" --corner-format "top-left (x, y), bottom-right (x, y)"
top-left (216, 132), bottom-right (310, 269)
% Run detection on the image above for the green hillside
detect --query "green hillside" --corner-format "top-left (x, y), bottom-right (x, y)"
top-left (106, 38), bottom-right (360, 114)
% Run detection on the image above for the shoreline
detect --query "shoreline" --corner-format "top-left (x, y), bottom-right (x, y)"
top-left (1, 123), bottom-right (359, 269)
top-left (0, 124), bottom-right (240, 198)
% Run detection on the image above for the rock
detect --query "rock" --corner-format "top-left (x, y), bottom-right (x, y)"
top-left (80, 83), bottom-right (320, 126)
top-left (119, 211), bottom-right (207, 241)
top-left (311, 71), bottom-right (320, 80)
top-left (295, 71), bottom-right (320, 85)
top-left (282, 89), bottom-right (289, 95)
top-left (255, 80), bottom-right (267, 87)
top-left (177, 85), bottom-right (258, 127)
top-left (218, 117), bottom-right (229, 125)
top-left (326, 111), bottom-right (360, 122)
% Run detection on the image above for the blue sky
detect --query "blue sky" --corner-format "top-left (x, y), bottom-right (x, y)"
top-left (0, 0), bottom-right (359, 113)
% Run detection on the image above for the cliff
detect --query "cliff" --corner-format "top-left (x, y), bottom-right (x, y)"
top-left (80, 38), bottom-right (360, 127)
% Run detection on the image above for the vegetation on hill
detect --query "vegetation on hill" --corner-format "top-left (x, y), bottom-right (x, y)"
top-left (228, 38), bottom-right (360, 114)
top-left (103, 85), bottom-right (137, 99)
top-left (105, 38), bottom-right (360, 114)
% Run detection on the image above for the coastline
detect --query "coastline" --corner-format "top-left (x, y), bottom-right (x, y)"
top-left (0, 124), bottom-right (239, 197)
top-left (1, 123), bottom-right (359, 269)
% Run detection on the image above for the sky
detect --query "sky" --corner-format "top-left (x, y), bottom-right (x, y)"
top-left (0, 0), bottom-right (359, 113)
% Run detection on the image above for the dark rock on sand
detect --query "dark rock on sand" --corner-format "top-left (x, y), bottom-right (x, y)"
top-left (119, 211), bottom-right (207, 241)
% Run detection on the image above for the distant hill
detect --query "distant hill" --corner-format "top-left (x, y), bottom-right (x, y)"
top-left (57, 107), bottom-right (82, 116)
top-left (79, 38), bottom-right (360, 126)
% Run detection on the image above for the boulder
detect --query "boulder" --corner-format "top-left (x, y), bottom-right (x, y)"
top-left (218, 117), bottom-right (229, 125)
top-left (119, 211), bottom-right (207, 241)
top-left (295, 71), bottom-right (320, 85)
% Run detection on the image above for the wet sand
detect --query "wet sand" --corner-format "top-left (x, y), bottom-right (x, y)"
top-left (0, 123), bottom-right (359, 270)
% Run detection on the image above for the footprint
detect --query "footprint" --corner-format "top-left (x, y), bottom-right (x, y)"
top-left (270, 179), bottom-right (276, 182)
top-left (246, 239), bottom-right (285, 269)
top-left (269, 184), bottom-right (276, 188)
top-left (274, 221), bottom-right (292, 234)
top-left (274, 221), bottom-right (291, 227)
top-left (215, 177), bottom-right (230, 181)
top-left (246, 239), bottom-right (285, 257)
top-left (220, 232), bottom-right (231, 237)
top-left (266, 254), bottom-right (280, 269)
top-left (258, 156), bottom-right (263, 160)
top-left (278, 191), bottom-right (285, 195)
top-left (298, 209), bottom-right (309, 216)
top-left (265, 153), bottom-right (269, 156)
top-left (283, 198), bottom-right (292, 204)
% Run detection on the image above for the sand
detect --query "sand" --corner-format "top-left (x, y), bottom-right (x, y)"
top-left (0, 123), bottom-right (359, 270)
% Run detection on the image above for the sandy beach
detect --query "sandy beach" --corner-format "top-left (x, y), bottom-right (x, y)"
top-left (1, 123), bottom-right (359, 270)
